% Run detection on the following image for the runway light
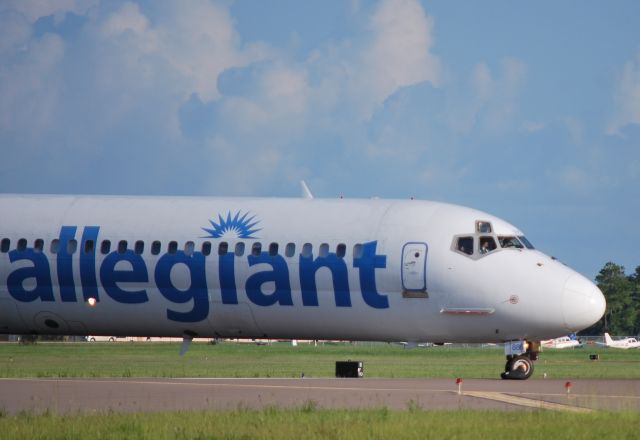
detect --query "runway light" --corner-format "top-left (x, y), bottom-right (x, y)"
top-left (456, 378), bottom-right (463, 395)
top-left (565, 381), bottom-right (572, 396)
top-left (87, 297), bottom-right (97, 307)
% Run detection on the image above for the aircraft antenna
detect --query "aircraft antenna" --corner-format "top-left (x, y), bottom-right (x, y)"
top-left (300, 180), bottom-right (314, 199)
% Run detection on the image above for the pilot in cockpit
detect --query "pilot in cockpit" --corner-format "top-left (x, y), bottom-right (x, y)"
top-left (479, 237), bottom-right (495, 254)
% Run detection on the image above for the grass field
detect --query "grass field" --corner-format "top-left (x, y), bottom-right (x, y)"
top-left (1, 342), bottom-right (638, 438)
top-left (1, 407), bottom-right (639, 439)
top-left (0, 341), bottom-right (638, 379)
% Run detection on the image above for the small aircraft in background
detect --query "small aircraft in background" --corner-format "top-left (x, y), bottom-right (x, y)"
top-left (598, 333), bottom-right (640, 349)
top-left (541, 333), bottom-right (581, 349)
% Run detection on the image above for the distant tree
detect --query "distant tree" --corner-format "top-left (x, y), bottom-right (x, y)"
top-left (580, 262), bottom-right (637, 336)
top-left (596, 262), bottom-right (636, 335)
top-left (628, 266), bottom-right (640, 284)
top-left (628, 266), bottom-right (640, 334)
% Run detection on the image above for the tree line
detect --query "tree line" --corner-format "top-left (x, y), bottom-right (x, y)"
top-left (581, 263), bottom-right (640, 336)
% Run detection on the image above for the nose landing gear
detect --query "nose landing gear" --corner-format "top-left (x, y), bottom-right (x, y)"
top-left (501, 340), bottom-right (539, 380)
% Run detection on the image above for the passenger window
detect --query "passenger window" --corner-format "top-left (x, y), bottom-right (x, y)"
top-left (34, 239), bottom-right (44, 253)
top-left (135, 240), bottom-right (145, 255)
top-left (479, 236), bottom-right (497, 254)
top-left (269, 242), bottom-right (278, 256)
top-left (301, 243), bottom-right (312, 258)
top-left (67, 239), bottom-right (77, 254)
top-left (456, 237), bottom-right (474, 255)
top-left (17, 238), bottom-right (27, 252)
top-left (498, 236), bottom-right (523, 249)
top-left (235, 242), bottom-right (245, 256)
top-left (476, 221), bottom-right (492, 233)
top-left (319, 243), bottom-right (329, 258)
top-left (218, 242), bottom-right (229, 256)
top-left (168, 241), bottom-right (178, 255)
top-left (117, 240), bottom-right (127, 254)
top-left (1, 238), bottom-right (10, 253)
top-left (100, 240), bottom-right (111, 254)
top-left (184, 241), bottom-right (194, 256)
top-left (151, 241), bottom-right (161, 255)
top-left (336, 243), bottom-right (346, 258)
top-left (84, 239), bottom-right (94, 254)
top-left (51, 239), bottom-right (60, 254)
top-left (353, 244), bottom-right (363, 259)
top-left (285, 243), bottom-right (295, 257)
top-left (251, 242), bottom-right (262, 256)
top-left (518, 236), bottom-right (535, 249)
top-left (202, 241), bottom-right (212, 256)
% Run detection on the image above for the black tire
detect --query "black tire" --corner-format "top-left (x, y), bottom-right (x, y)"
top-left (108, 337), bottom-right (115, 342)
top-left (89, 337), bottom-right (96, 342)
top-left (501, 355), bottom-right (534, 380)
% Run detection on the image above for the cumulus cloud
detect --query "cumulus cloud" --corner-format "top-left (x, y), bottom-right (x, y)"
top-left (445, 58), bottom-right (527, 135)
top-left (356, 0), bottom-right (440, 116)
top-left (608, 50), bottom-right (640, 135)
top-left (0, 0), bottom-right (96, 24)
top-left (0, 0), bottom-right (528, 197)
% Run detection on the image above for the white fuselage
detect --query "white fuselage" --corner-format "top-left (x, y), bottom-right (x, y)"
top-left (0, 195), bottom-right (606, 343)
top-left (604, 334), bottom-right (640, 349)
top-left (541, 336), bottom-right (581, 349)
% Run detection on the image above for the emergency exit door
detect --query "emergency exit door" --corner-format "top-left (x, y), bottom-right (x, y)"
top-left (401, 242), bottom-right (427, 292)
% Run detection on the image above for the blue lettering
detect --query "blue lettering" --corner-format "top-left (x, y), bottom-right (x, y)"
top-left (57, 226), bottom-right (77, 302)
top-left (7, 249), bottom-right (54, 302)
top-left (219, 252), bottom-right (238, 304)
top-left (80, 226), bottom-right (100, 302)
top-left (100, 250), bottom-right (149, 304)
top-left (3, 224), bottom-right (394, 315)
top-left (353, 241), bottom-right (389, 309)
top-left (155, 251), bottom-right (209, 322)
top-left (300, 252), bottom-right (351, 307)
top-left (246, 253), bottom-right (292, 306)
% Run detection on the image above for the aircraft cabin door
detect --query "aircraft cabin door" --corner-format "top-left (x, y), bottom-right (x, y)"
top-left (401, 242), bottom-right (428, 295)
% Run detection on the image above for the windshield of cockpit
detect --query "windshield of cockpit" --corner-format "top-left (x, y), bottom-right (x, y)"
top-left (452, 220), bottom-right (535, 259)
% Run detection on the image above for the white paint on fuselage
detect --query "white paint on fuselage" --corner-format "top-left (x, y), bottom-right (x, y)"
top-left (0, 195), bottom-right (606, 343)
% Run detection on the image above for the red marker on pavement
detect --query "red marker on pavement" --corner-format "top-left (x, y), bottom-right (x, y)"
top-left (565, 381), bottom-right (572, 396)
top-left (456, 378), bottom-right (463, 395)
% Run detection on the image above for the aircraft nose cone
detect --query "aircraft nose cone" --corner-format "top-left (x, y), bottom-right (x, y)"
top-left (562, 274), bottom-right (606, 331)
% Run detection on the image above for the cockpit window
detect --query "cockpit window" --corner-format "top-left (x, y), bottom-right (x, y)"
top-left (479, 236), bottom-right (497, 254)
top-left (456, 237), bottom-right (474, 255)
top-left (476, 221), bottom-right (492, 233)
top-left (518, 236), bottom-right (535, 249)
top-left (498, 236), bottom-right (524, 249)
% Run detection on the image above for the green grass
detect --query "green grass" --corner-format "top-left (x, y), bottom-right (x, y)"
top-left (0, 408), bottom-right (639, 439)
top-left (0, 342), bottom-right (638, 379)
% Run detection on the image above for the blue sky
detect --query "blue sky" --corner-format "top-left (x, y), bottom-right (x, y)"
top-left (0, 0), bottom-right (639, 279)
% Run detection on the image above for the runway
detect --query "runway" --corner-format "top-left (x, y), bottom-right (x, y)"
top-left (1, 378), bottom-right (638, 414)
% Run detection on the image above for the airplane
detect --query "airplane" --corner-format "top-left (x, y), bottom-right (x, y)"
top-left (541, 333), bottom-right (582, 349)
top-left (598, 333), bottom-right (640, 349)
top-left (0, 190), bottom-right (606, 379)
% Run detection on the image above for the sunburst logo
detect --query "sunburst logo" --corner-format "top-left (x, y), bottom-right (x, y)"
top-left (202, 211), bottom-right (261, 239)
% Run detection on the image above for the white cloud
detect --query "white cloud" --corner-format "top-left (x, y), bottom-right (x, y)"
top-left (100, 2), bottom-right (150, 37)
top-left (555, 166), bottom-right (591, 193)
top-left (482, 58), bottom-right (526, 132)
top-left (563, 116), bottom-right (583, 145)
top-left (0, 32), bottom-right (64, 143)
top-left (607, 50), bottom-right (640, 135)
top-left (472, 62), bottom-right (493, 101)
top-left (0, 0), bottom-right (527, 197)
top-left (355, 0), bottom-right (440, 117)
top-left (0, 0), bottom-right (97, 24)
top-left (522, 121), bottom-right (545, 133)
top-left (447, 58), bottom-right (527, 135)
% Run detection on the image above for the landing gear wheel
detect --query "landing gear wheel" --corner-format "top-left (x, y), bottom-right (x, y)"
top-left (501, 355), bottom-right (534, 380)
